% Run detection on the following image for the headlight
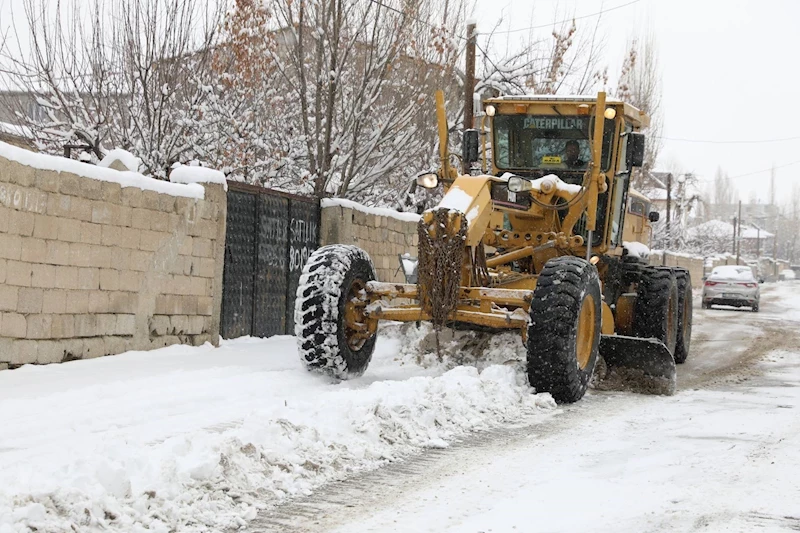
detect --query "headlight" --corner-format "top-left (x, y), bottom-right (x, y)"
top-left (507, 176), bottom-right (533, 193)
top-left (416, 172), bottom-right (439, 189)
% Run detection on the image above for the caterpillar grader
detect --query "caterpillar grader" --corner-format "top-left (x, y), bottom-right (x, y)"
top-left (295, 90), bottom-right (692, 403)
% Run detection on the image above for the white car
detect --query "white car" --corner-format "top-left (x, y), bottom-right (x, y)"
top-left (702, 265), bottom-right (761, 312)
top-left (779, 269), bottom-right (796, 281)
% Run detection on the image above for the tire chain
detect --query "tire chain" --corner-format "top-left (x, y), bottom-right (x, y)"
top-left (417, 209), bottom-right (468, 330)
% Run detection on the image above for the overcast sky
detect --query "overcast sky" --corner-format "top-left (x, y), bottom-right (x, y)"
top-left (473, 0), bottom-right (800, 206)
top-left (2, 0), bottom-right (799, 206)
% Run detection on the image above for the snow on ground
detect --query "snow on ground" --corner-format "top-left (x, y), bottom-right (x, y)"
top-left (0, 328), bottom-right (554, 533)
top-left (328, 350), bottom-right (800, 533)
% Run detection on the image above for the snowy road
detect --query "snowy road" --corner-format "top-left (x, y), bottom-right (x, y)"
top-left (252, 283), bottom-right (800, 533)
top-left (2, 283), bottom-right (800, 532)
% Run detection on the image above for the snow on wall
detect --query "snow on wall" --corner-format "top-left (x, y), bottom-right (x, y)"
top-left (0, 143), bottom-right (228, 367)
top-left (321, 198), bottom-right (421, 223)
top-left (170, 164), bottom-right (228, 191)
top-left (0, 141), bottom-right (204, 199)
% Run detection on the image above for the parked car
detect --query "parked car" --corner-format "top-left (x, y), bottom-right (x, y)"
top-left (702, 265), bottom-right (761, 312)
top-left (779, 269), bottom-right (796, 281)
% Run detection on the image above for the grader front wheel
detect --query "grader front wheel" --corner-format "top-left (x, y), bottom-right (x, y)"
top-left (294, 245), bottom-right (378, 379)
top-left (527, 256), bottom-right (602, 404)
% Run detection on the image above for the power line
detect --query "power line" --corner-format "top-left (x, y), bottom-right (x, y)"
top-left (724, 160), bottom-right (800, 180)
top-left (365, 0), bottom-right (466, 40)
top-left (696, 159), bottom-right (800, 182)
top-left (479, 0), bottom-right (641, 35)
top-left (474, 40), bottom-right (506, 80)
top-left (659, 134), bottom-right (800, 144)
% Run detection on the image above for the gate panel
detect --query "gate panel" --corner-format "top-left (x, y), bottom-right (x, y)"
top-left (221, 190), bottom-right (257, 339)
top-left (253, 194), bottom-right (289, 337)
top-left (286, 199), bottom-right (320, 333)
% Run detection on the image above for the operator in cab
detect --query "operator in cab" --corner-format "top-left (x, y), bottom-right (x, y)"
top-left (563, 140), bottom-right (586, 169)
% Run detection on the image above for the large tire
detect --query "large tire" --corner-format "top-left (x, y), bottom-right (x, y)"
top-left (527, 256), bottom-right (602, 404)
top-left (294, 245), bottom-right (377, 379)
top-left (633, 267), bottom-right (678, 356)
top-left (673, 269), bottom-right (692, 364)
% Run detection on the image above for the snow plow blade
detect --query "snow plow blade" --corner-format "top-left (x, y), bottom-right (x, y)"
top-left (598, 335), bottom-right (677, 395)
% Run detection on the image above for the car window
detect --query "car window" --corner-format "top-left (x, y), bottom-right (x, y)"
top-left (710, 266), bottom-right (755, 281)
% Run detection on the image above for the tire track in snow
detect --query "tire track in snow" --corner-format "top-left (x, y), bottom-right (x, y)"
top-left (249, 287), bottom-right (800, 533)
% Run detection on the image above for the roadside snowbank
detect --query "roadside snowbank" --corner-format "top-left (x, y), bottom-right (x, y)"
top-left (0, 330), bottom-right (554, 533)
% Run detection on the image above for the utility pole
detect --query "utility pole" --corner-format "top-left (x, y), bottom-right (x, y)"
top-left (770, 165), bottom-right (776, 206)
top-left (774, 212), bottom-right (779, 276)
top-left (732, 216), bottom-right (737, 255)
top-left (463, 21), bottom-right (477, 174)
top-left (756, 226), bottom-right (761, 259)
top-left (666, 173), bottom-right (672, 249)
top-left (736, 200), bottom-right (742, 264)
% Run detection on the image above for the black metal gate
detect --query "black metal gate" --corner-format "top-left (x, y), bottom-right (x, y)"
top-left (221, 183), bottom-right (319, 339)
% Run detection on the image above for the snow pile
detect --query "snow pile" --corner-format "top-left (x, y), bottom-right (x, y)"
top-left (0, 333), bottom-right (553, 533)
top-left (623, 241), bottom-right (650, 259)
top-left (98, 149), bottom-right (143, 173)
top-left (0, 140), bottom-right (204, 199)
top-left (499, 172), bottom-right (583, 195)
top-left (389, 322), bottom-right (531, 380)
top-left (321, 198), bottom-right (421, 223)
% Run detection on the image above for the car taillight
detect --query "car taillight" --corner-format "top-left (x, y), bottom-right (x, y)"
top-left (704, 280), bottom-right (718, 286)
top-left (740, 282), bottom-right (757, 288)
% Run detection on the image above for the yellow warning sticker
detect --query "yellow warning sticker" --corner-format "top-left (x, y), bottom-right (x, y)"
top-left (542, 156), bottom-right (562, 164)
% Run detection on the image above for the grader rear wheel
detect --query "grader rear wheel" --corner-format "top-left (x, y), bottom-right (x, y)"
top-left (633, 268), bottom-right (679, 356)
top-left (673, 269), bottom-right (692, 364)
top-left (295, 245), bottom-right (378, 379)
top-left (527, 256), bottom-right (602, 404)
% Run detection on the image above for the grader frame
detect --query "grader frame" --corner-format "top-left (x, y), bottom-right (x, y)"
top-left (296, 88), bottom-right (690, 403)
top-left (349, 91), bottom-right (642, 339)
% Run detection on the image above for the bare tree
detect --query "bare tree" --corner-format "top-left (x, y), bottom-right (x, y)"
top-left (713, 166), bottom-right (736, 206)
top-left (477, 14), bottom-right (607, 97)
top-left (1, 0), bottom-right (224, 177)
top-left (247, 0), bottom-right (469, 200)
top-left (614, 30), bottom-right (661, 189)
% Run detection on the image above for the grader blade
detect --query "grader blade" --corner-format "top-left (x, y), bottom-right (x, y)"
top-left (598, 335), bottom-right (677, 396)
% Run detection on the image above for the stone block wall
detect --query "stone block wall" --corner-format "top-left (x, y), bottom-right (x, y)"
top-left (648, 252), bottom-right (771, 287)
top-left (0, 146), bottom-right (226, 367)
top-left (649, 253), bottom-right (706, 288)
top-left (320, 200), bottom-right (419, 283)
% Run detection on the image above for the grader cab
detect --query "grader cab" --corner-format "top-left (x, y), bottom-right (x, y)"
top-left (295, 91), bottom-right (692, 403)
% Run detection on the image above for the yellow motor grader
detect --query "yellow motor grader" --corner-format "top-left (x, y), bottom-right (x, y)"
top-left (295, 91), bottom-right (692, 403)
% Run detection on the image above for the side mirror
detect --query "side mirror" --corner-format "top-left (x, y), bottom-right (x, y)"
top-left (648, 211), bottom-right (660, 222)
top-left (627, 132), bottom-right (645, 167)
top-left (463, 129), bottom-right (479, 164)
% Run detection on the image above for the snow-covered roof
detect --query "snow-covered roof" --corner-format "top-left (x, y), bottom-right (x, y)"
top-left (0, 121), bottom-right (31, 138)
top-left (740, 225), bottom-right (774, 239)
top-left (688, 219), bottom-right (734, 238)
top-left (642, 187), bottom-right (668, 200)
top-left (487, 94), bottom-right (624, 104)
